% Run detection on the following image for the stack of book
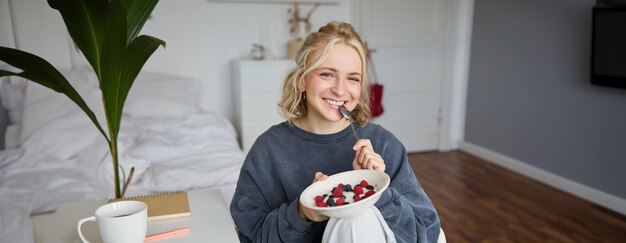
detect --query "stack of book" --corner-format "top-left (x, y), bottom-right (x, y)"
top-left (109, 191), bottom-right (191, 222)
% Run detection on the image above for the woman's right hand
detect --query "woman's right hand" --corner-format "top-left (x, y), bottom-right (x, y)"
top-left (298, 172), bottom-right (330, 222)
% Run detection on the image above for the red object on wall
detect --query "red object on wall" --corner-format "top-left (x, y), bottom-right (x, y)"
top-left (367, 44), bottom-right (384, 118)
top-left (370, 83), bottom-right (384, 117)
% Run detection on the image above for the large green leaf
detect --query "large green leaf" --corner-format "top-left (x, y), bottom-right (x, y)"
top-left (123, 0), bottom-right (159, 45)
top-left (0, 47), bottom-right (109, 141)
top-left (48, 0), bottom-right (109, 77)
top-left (100, 0), bottom-right (129, 137)
top-left (108, 35), bottom-right (165, 136)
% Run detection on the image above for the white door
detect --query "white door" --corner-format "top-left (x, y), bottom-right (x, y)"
top-left (354, 0), bottom-right (451, 152)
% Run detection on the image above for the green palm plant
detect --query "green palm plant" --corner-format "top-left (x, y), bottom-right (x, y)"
top-left (0, 0), bottom-right (165, 198)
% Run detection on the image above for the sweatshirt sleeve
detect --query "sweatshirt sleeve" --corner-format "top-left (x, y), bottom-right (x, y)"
top-left (374, 144), bottom-right (441, 243)
top-left (230, 161), bottom-right (318, 243)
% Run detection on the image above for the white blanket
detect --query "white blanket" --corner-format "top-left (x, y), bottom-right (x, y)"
top-left (0, 111), bottom-right (244, 243)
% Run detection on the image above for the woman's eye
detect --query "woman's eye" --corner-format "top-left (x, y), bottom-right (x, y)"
top-left (320, 72), bottom-right (334, 78)
top-left (349, 77), bottom-right (361, 82)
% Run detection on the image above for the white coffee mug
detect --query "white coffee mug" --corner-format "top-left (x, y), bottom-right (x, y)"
top-left (77, 201), bottom-right (148, 243)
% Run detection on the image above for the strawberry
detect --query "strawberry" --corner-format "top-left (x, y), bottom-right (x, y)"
top-left (360, 180), bottom-right (369, 188)
top-left (353, 185), bottom-right (364, 195)
top-left (316, 201), bottom-right (328, 207)
top-left (332, 187), bottom-right (343, 197)
top-left (336, 198), bottom-right (345, 206)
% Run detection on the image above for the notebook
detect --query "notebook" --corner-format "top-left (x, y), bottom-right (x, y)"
top-left (108, 191), bottom-right (191, 222)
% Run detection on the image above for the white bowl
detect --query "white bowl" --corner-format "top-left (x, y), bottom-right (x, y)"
top-left (299, 170), bottom-right (390, 218)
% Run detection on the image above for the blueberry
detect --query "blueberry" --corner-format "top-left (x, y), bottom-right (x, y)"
top-left (326, 198), bottom-right (336, 207)
top-left (353, 194), bottom-right (360, 199)
top-left (343, 184), bottom-right (353, 192)
top-left (366, 185), bottom-right (374, 190)
top-left (329, 195), bottom-right (335, 199)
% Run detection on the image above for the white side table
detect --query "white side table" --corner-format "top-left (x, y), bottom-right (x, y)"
top-left (43, 189), bottom-right (239, 243)
top-left (233, 59), bottom-right (294, 154)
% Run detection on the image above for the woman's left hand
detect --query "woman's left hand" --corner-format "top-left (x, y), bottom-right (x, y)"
top-left (352, 139), bottom-right (385, 171)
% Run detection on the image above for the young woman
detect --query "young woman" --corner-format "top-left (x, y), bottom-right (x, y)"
top-left (230, 21), bottom-right (440, 243)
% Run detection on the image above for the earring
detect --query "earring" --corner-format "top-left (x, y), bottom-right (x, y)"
top-left (302, 92), bottom-right (306, 99)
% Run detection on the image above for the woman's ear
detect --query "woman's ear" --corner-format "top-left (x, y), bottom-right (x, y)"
top-left (298, 80), bottom-right (305, 92)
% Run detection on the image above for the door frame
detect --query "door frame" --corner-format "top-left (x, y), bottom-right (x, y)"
top-left (351, 0), bottom-right (474, 151)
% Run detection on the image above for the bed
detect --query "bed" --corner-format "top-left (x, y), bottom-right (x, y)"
top-left (0, 67), bottom-right (244, 243)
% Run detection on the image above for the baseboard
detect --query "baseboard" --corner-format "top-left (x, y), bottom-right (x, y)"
top-left (459, 141), bottom-right (626, 216)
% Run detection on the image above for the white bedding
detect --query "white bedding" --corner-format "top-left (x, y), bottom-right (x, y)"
top-left (0, 69), bottom-right (244, 243)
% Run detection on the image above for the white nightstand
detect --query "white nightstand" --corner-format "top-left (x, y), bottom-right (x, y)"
top-left (42, 189), bottom-right (239, 243)
top-left (233, 59), bottom-right (294, 154)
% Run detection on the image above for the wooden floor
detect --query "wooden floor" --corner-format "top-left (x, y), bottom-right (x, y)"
top-left (408, 151), bottom-right (626, 243)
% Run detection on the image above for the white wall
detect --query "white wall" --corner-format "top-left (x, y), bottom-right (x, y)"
top-left (140, 0), bottom-right (350, 121)
top-left (5, 0), bottom-right (471, 153)
top-left (0, 0), bottom-right (15, 48)
top-left (9, 0), bottom-right (73, 68)
top-left (7, 0), bottom-right (350, 122)
top-left (0, 0), bottom-right (15, 149)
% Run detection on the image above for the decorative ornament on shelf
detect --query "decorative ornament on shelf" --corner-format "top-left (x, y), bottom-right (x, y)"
top-left (286, 2), bottom-right (320, 59)
top-left (250, 43), bottom-right (267, 60)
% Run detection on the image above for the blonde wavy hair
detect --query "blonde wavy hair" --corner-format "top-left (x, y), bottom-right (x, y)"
top-left (278, 21), bottom-right (371, 126)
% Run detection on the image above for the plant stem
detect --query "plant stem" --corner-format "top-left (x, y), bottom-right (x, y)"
top-left (110, 135), bottom-right (121, 199)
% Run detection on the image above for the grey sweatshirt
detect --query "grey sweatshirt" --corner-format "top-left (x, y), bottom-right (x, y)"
top-left (230, 122), bottom-right (440, 243)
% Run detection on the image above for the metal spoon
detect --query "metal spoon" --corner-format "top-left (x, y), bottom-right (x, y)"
top-left (339, 106), bottom-right (359, 140)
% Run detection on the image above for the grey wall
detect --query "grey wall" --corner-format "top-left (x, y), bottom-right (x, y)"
top-left (465, 0), bottom-right (626, 199)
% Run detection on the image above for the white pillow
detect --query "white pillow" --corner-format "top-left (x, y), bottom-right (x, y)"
top-left (19, 68), bottom-right (201, 144)
top-left (20, 67), bottom-right (103, 144)
top-left (22, 109), bottom-right (100, 160)
top-left (4, 124), bottom-right (21, 150)
top-left (123, 72), bottom-right (201, 117)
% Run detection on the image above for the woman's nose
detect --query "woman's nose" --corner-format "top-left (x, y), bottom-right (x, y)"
top-left (331, 79), bottom-right (346, 95)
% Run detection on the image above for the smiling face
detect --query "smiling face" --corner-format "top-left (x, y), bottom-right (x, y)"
top-left (300, 43), bottom-right (363, 131)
